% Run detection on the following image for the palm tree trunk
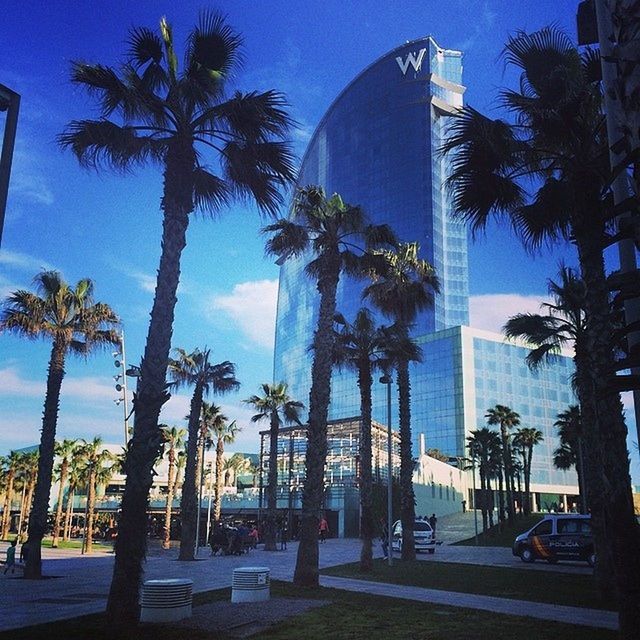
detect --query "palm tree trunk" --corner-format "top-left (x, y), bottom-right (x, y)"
top-left (499, 427), bottom-right (513, 521)
top-left (524, 450), bottom-right (532, 516)
top-left (396, 358), bottom-right (416, 561)
top-left (179, 384), bottom-right (204, 561)
top-left (486, 476), bottom-right (494, 529)
top-left (1, 473), bottom-right (14, 539)
top-left (496, 468), bottom-right (505, 525)
top-left (25, 338), bottom-right (66, 579)
top-left (86, 468), bottom-right (96, 554)
top-left (264, 413), bottom-right (280, 552)
top-left (479, 470), bottom-right (488, 532)
top-left (214, 439), bottom-right (224, 522)
top-left (575, 214), bottom-right (640, 634)
top-left (63, 487), bottom-right (74, 542)
top-left (107, 149), bottom-right (193, 626)
top-left (162, 449), bottom-right (176, 550)
top-left (52, 460), bottom-right (68, 548)
top-left (294, 252), bottom-right (340, 587)
top-left (358, 362), bottom-right (374, 572)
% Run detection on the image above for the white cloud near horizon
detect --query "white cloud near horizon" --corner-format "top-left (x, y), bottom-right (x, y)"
top-left (0, 249), bottom-right (55, 274)
top-left (208, 279), bottom-right (278, 350)
top-left (469, 293), bottom-right (548, 334)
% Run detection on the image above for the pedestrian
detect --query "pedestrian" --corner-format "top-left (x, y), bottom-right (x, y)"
top-left (3, 539), bottom-right (17, 575)
top-left (279, 522), bottom-right (288, 551)
top-left (318, 515), bottom-right (329, 542)
top-left (19, 540), bottom-right (30, 564)
top-left (461, 499), bottom-right (466, 513)
top-left (429, 513), bottom-right (437, 534)
top-left (379, 518), bottom-right (389, 560)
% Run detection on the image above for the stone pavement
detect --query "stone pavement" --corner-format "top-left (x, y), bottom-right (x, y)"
top-left (0, 519), bottom-right (617, 634)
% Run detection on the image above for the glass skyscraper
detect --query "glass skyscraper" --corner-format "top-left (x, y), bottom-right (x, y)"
top-left (274, 38), bottom-right (578, 493)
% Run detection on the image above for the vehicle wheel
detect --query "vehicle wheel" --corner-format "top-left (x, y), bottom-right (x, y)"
top-left (428, 548), bottom-right (435, 555)
top-left (520, 547), bottom-right (535, 563)
top-left (588, 551), bottom-right (596, 568)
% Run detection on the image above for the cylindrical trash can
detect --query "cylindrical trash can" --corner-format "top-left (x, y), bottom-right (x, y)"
top-left (140, 578), bottom-right (193, 622)
top-left (231, 566), bottom-right (270, 603)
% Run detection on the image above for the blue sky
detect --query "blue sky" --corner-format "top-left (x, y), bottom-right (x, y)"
top-left (0, 1), bottom-right (637, 479)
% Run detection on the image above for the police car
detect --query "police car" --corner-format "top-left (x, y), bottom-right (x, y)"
top-left (391, 518), bottom-right (436, 554)
top-left (512, 514), bottom-right (595, 566)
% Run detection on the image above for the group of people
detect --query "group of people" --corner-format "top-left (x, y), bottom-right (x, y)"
top-left (3, 539), bottom-right (29, 575)
top-left (208, 521), bottom-right (259, 556)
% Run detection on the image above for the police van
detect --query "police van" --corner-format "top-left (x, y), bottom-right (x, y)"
top-left (391, 518), bottom-right (436, 554)
top-left (512, 514), bottom-right (595, 566)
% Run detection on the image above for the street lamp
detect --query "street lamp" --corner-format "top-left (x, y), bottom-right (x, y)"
top-left (379, 373), bottom-right (393, 566)
top-left (0, 83), bottom-right (20, 248)
top-left (113, 331), bottom-right (136, 447)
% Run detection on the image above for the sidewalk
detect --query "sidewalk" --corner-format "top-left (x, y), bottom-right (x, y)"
top-left (0, 537), bottom-right (617, 633)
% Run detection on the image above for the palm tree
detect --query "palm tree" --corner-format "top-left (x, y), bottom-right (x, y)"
top-left (16, 451), bottom-right (39, 540)
top-left (77, 438), bottom-right (114, 554)
top-left (1, 451), bottom-right (21, 539)
top-left (206, 404), bottom-right (239, 522)
top-left (160, 426), bottom-right (186, 550)
top-left (264, 185), bottom-right (395, 586)
top-left (553, 405), bottom-right (587, 514)
top-left (59, 13), bottom-right (295, 623)
top-left (512, 427), bottom-right (544, 516)
top-left (467, 428), bottom-right (501, 532)
top-left (0, 270), bottom-right (119, 577)
top-left (63, 458), bottom-right (82, 543)
top-left (363, 242), bottom-right (439, 561)
top-left (245, 382), bottom-right (303, 551)
top-left (51, 439), bottom-right (79, 547)
top-left (333, 309), bottom-right (396, 571)
top-left (442, 27), bottom-right (640, 617)
top-left (168, 347), bottom-right (239, 561)
top-left (485, 405), bottom-right (520, 521)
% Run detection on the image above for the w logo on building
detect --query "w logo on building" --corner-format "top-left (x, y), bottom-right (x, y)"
top-left (395, 48), bottom-right (427, 75)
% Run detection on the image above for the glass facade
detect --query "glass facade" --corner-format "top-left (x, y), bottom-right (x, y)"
top-left (274, 37), bottom-right (468, 429)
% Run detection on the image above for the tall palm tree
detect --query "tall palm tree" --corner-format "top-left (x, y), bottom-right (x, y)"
top-left (51, 439), bottom-right (79, 547)
top-left (0, 270), bottom-right (119, 577)
top-left (59, 13), bottom-right (295, 623)
top-left (1, 451), bottom-right (21, 539)
top-left (467, 428), bottom-right (501, 533)
top-left (363, 242), bottom-right (439, 561)
top-left (168, 347), bottom-right (239, 561)
top-left (442, 28), bottom-right (640, 619)
top-left (264, 185), bottom-right (395, 586)
top-left (245, 382), bottom-right (303, 551)
top-left (77, 438), bottom-right (114, 554)
top-left (63, 458), bottom-right (82, 543)
top-left (333, 309), bottom-right (394, 572)
top-left (512, 427), bottom-right (544, 515)
top-left (160, 426), bottom-right (186, 550)
top-left (553, 405), bottom-right (587, 513)
top-left (485, 405), bottom-right (520, 521)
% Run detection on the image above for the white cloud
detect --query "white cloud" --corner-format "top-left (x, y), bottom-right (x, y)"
top-left (208, 279), bottom-right (278, 350)
top-left (130, 270), bottom-right (157, 293)
top-left (9, 146), bottom-right (55, 206)
top-left (469, 293), bottom-right (548, 334)
top-left (0, 249), bottom-right (55, 273)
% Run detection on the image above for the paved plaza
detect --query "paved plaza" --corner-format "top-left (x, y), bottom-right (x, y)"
top-left (0, 514), bottom-right (617, 633)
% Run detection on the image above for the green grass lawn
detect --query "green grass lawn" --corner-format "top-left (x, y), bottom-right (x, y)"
top-left (453, 513), bottom-right (542, 547)
top-left (0, 582), bottom-right (616, 640)
top-left (321, 558), bottom-right (616, 611)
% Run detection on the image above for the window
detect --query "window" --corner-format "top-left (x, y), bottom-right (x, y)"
top-left (557, 519), bottom-right (579, 534)
top-left (532, 520), bottom-right (552, 536)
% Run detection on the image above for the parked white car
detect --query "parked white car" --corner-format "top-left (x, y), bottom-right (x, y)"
top-left (391, 518), bottom-right (436, 554)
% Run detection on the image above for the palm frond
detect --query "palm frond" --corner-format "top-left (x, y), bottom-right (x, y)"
top-left (192, 167), bottom-right (231, 214)
top-left (127, 26), bottom-right (164, 69)
top-left (262, 219), bottom-right (309, 260)
top-left (58, 120), bottom-right (165, 170)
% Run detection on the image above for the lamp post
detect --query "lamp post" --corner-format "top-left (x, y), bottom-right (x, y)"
top-left (194, 436), bottom-right (207, 557)
top-left (380, 374), bottom-right (393, 566)
top-left (0, 83), bottom-right (20, 248)
top-left (471, 454), bottom-right (478, 546)
top-left (113, 331), bottom-right (130, 447)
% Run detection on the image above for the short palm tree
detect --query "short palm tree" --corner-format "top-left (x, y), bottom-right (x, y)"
top-left (485, 405), bottom-right (520, 522)
top-left (77, 438), bottom-right (114, 554)
top-left (245, 382), bottom-right (303, 551)
top-left (467, 428), bottom-right (501, 532)
top-left (59, 13), bottom-right (295, 623)
top-left (264, 185), bottom-right (395, 586)
top-left (0, 451), bottom-right (21, 539)
top-left (553, 405), bottom-right (587, 513)
top-left (333, 309), bottom-right (400, 571)
top-left (512, 427), bottom-right (544, 516)
top-left (63, 458), bottom-right (83, 542)
top-left (0, 270), bottom-right (119, 577)
top-left (168, 347), bottom-right (239, 561)
top-left (51, 439), bottom-right (79, 547)
top-left (363, 242), bottom-right (439, 561)
top-left (442, 27), bottom-right (639, 614)
top-left (160, 426), bottom-right (186, 550)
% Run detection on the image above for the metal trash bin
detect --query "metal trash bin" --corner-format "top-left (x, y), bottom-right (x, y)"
top-left (231, 566), bottom-right (270, 603)
top-left (140, 578), bottom-right (193, 622)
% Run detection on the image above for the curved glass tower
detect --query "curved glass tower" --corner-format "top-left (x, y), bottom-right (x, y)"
top-left (274, 37), bottom-right (468, 438)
